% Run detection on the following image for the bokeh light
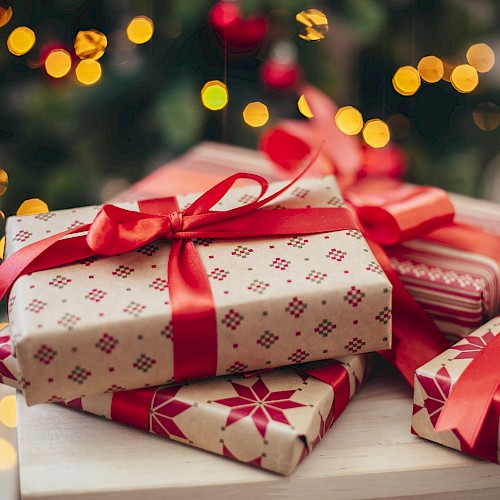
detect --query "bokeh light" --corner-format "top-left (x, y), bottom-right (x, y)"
top-left (466, 43), bottom-right (495, 73)
top-left (297, 94), bottom-right (313, 118)
top-left (0, 169), bottom-right (8, 196)
top-left (473, 102), bottom-right (500, 132)
top-left (417, 56), bottom-right (444, 83)
top-left (17, 198), bottom-right (49, 216)
top-left (7, 26), bottom-right (36, 56)
top-left (442, 56), bottom-right (461, 82)
top-left (0, 236), bottom-right (4, 260)
top-left (0, 6), bottom-right (13, 28)
top-left (335, 106), bottom-right (363, 135)
top-left (45, 49), bottom-right (72, 78)
top-left (0, 439), bottom-right (17, 470)
top-left (201, 80), bottom-right (228, 111)
top-left (74, 29), bottom-right (107, 60)
top-left (393, 66), bottom-right (421, 96)
top-left (76, 59), bottom-right (102, 85)
top-left (0, 395), bottom-right (16, 428)
top-left (243, 102), bottom-right (269, 127)
top-left (126, 16), bottom-right (154, 44)
top-left (362, 119), bottom-right (390, 148)
top-left (296, 9), bottom-right (328, 41)
top-left (450, 64), bottom-right (479, 93)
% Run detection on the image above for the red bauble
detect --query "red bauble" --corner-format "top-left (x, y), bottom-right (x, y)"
top-left (357, 143), bottom-right (406, 179)
top-left (209, 1), bottom-right (267, 52)
top-left (261, 59), bottom-right (300, 90)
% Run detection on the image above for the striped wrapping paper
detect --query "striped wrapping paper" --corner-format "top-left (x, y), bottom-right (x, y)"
top-left (112, 142), bottom-right (500, 344)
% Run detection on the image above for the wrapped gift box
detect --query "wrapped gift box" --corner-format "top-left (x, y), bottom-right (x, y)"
top-left (412, 316), bottom-right (500, 463)
top-left (0, 326), bottom-right (368, 475)
top-left (0, 324), bottom-right (20, 391)
top-left (113, 143), bottom-right (500, 345)
top-left (3, 174), bottom-right (391, 405)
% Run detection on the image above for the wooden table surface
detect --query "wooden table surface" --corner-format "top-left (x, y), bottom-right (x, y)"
top-left (17, 373), bottom-right (500, 500)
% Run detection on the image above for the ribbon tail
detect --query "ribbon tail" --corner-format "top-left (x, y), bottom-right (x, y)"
top-left (370, 241), bottom-right (449, 387)
top-left (434, 333), bottom-right (500, 455)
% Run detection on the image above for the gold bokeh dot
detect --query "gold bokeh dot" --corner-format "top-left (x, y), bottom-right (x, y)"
top-left (45, 49), bottom-right (72, 79)
top-left (0, 169), bottom-right (8, 196)
top-left (466, 43), bottom-right (495, 73)
top-left (0, 236), bottom-right (4, 260)
top-left (393, 66), bottom-right (421, 96)
top-left (17, 198), bottom-right (49, 216)
top-left (243, 102), bottom-right (269, 127)
top-left (0, 439), bottom-right (17, 470)
top-left (74, 29), bottom-right (107, 60)
top-left (0, 395), bottom-right (17, 428)
top-left (442, 56), bottom-right (461, 82)
top-left (76, 59), bottom-right (102, 85)
top-left (7, 26), bottom-right (36, 56)
top-left (335, 106), bottom-right (363, 135)
top-left (297, 94), bottom-right (314, 118)
top-left (417, 56), bottom-right (444, 83)
top-left (201, 80), bottom-right (228, 111)
top-left (450, 64), bottom-right (479, 93)
top-left (126, 16), bottom-right (154, 44)
top-left (296, 9), bottom-right (328, 41)
top-left (362, 119), bottom-right (390, 148)
top-left (0, 6), bottom-right (13, 28)
top-left (473, 102), bottom-right (500, 132)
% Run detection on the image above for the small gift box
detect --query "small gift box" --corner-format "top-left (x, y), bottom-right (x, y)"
top-left (0, 326), bottom-right (368, 475)
top-left (412, 316), bottom-right (500, 464)
top-left (2, 172), bottom-right (392, 405)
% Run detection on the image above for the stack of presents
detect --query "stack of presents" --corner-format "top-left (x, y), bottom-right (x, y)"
top-left (1, 87), bottom-right (499, 475)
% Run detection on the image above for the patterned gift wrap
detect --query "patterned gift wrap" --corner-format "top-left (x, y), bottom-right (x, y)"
top-left (412, 316), bottom-right (500, 463)
top-left (4, 175), bottom-right (391, 405)
top-left (0, 326), bottom-right (368, 475)
top-left (0, 324), bottom-right (20, 391)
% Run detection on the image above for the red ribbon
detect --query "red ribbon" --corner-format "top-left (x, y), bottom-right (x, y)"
top-left (0, 157), bottom-right (360, 383)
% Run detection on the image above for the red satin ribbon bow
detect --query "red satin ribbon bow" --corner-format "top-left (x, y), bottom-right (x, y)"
top-left (0, 159), bottom-right (359, 382)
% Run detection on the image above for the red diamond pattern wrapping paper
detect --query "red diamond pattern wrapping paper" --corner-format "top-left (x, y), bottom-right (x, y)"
top-left (412, 316), bottom-right (500, 463)
top-left (0, 326), bottom-right (367, 475)
top-left (3, 173), bottom-right (391, 405)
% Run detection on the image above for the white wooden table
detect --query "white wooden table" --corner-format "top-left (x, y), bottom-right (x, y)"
top-left (17, 372), bottom-right (500, 499)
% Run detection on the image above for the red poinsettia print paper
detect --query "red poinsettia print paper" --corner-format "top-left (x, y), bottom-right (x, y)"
top-left (412, 316), bottom-right (500, 460)
top-left (4, 175), bottom-right (391, 405)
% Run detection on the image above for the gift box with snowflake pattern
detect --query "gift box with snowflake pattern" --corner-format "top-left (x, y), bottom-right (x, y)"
top-left (412, 316), bottom-right (500, 463)
top-left (4, 174), bottom-right (391, 405)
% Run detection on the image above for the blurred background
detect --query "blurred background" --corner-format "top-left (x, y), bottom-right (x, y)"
top-left (0, 0), bottom-right (498, 217)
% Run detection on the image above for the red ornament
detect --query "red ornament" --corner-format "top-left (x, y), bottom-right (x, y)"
top-left (209, 1), bottom-right (267, 52)
top-left (261, 59), bottom-right (300, 90)
top-left (357, 143), bottom-right (406, 179)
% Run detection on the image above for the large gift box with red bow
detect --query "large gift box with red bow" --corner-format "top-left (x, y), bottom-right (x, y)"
top-left (412, 316), bottom-right (500, 463)
top-left (1, 173), bottom-right (392, 405)
top-left (0, 325), bottom-right (367, 475)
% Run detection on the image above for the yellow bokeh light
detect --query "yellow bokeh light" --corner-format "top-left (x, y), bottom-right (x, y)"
top-left (450, 64), bottom-right (479, 93)
top-left (335, 106), bottom-right (363, 135)
top-left (0, 395), bottom-right (17, 428)
top-left (296, 9), bottom-right (328, 41)
top-left (76, 59), bottom-right (102, 85)
top-left (417, 56), bottom-right (444, 83)
top-left (393, 66), bottom-right (421, 96)
top-left (45, 49), bottom-right (72, 79)
top-left (0, 439), bottom-right (17, 470)
top-left (74, 29), bottom-right (107, 60)
top-left (0, 323), bottom-right (7, 331)
top-left (0, 6), bottom-right (13, 28)
top-left (243, 102), bottom-right (269, 127)
top-left (442, 56), bottom-right (461, 82)
top-left (7, 26), bottom-right (36, 56)
top-left (362, 119), bottom-right (390, 148)
top-left (466, 43), bottom-right (495, 73)
top-left (0, 169), bottom-right (8, 196)
top-left (201, 80), bottom-right (228, 111)
top-left (473, 102), bottom-right (500, 132)
top-left (126, 16), bottom-right (154, 44)
top-left (17, 198), bottom-right (49, 216)
top-left (297, 94), bottom-right (313, 118)
top-left (0, 236), bottom-right (4, 260)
